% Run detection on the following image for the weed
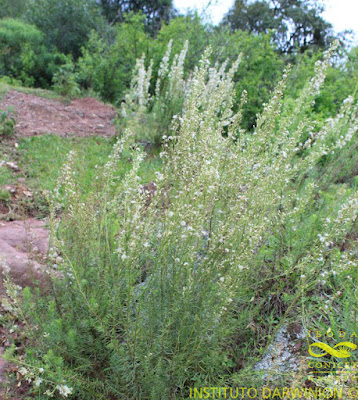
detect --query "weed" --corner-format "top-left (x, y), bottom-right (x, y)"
top-left (0, 106), bottom-right (16, 138)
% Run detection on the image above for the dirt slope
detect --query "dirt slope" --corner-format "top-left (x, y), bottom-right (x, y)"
top-left (0, 90), bottom-right (117, 137)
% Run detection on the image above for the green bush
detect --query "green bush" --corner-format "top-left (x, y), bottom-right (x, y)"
top-left (0, 106), bottom-right (16, 138)
top-left (0, 0), bottom-right (28, 19)
top-left (52, 57), bottom-right (80, 98)
top-left (77, 13), bottom-right (153, 103)
top-left (26, 0), bottom-right (106, 59)
top-left (0, 18), bottom-right (66, 87)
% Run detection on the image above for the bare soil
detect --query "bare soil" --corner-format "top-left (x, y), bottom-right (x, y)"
top-left (0, 90), bottom-right (117, 137)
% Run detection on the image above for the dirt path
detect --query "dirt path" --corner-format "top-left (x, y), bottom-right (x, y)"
top-left (0, 90), bottom-right (117, 137)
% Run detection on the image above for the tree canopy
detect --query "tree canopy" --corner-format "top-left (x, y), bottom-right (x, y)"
top-left (224, 0), bottom-right (334, 53)
top-left (97, 0), bottom-right (174, 32)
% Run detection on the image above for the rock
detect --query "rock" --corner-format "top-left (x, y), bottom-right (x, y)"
top-left (253, 324), bottom-right (305, 380)
top-left (0, 162), bottom-right (20, 173)
top-left (0, 219), bottom-right (49, 295)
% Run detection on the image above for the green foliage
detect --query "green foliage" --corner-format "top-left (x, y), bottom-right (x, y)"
top-left (99, 0), bottom-right (174, 33)
top-left (0, 165), bottom-right (15, 186)
top-left (0, 18), bottom-right (66, 87)
top-left (52, 57), bottom-right (80, 98)
top-left (26, 0), bottom-right (107, 59)
top-left (210, 27), bottom-right (284, 129)
top-left (0, 106), bottom-right (16, 138)
top-left (224, 0), bottom-right (335, 53)
top-left (0, 0), bottom-right (28, 19)
top-left (78, 13), bottom-right (152, 103)
top-left (155, 14), bottom-right (209, 71)
top-left (0, 188), bottom-right (11, 202)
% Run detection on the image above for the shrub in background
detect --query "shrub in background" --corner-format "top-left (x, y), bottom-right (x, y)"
top-left (0, 106), bottom-right (16, 139)
top-left (77, 13), bottom-right (153, 104)
top-left (118, 39), bottom-right (190, 145)
top-left (154, 14), bottom-right (209, 72)
top-left (25, 0), bottom-right (106, 59)
top-left (0, 18), bottom-right (66, 87)
top-left (0, 0), bottom-right (28, 20)
top-left (52, 57), bottom-right (81, 98)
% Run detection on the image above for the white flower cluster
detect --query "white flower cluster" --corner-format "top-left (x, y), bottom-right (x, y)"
top-left (18, 365), bottom-right (73, 398)
top-left (125, 54), bottom-right (153, 110)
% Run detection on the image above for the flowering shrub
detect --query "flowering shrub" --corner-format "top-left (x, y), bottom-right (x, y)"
top-left (119, 40), bottom-right (242, 147)
top-left (118, 39), bottom-right (188, 146)
top-left (7, 42), bottom-right (358, 398)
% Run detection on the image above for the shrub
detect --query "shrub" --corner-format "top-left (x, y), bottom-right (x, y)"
top-left (25, 0), bottom-right (107, 59)
top-left (118, 39), bottom-right (191, 145)
top-left (52, 57), bottom-right (80, 98)
top-left (0, 0), bottom-right (28, 19)
top-left (0, 106), bottom-right (16, 138)
top-left (77, 13), bottom-right (153, 103)
top-left (0, 18), bottom-right (66, 87)
top-left (6, 42), bottom-right (358, 399)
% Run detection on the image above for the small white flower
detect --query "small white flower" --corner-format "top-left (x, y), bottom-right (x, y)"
top-left (56, 384), bottom-right (73, 397)
top-left (18, 367), bottom-right (28, 376)
top-left (35, 378), bottom-right (43, 387)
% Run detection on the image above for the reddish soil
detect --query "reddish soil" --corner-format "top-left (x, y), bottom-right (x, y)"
top-left (0, 90), bottom-right (117, 137)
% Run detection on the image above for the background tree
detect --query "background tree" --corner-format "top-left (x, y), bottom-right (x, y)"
top-left (0, 18), bottom-right (65, 86)
top-left (224, 0), bottom-right (334, 53)
top-left (97, 0), bottom-right (174, 33)
top-left (26, 0), bottom-right (107, 58)
top-left (0, 0), bottom-right (28, 19)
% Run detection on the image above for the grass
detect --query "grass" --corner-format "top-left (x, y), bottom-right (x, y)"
top-left (14, 135), bottom-right (161, 216)
top-left (0, 165), bottom-right (15, 186)
top-left (0, 79), bottom-right (65, 101)
top-left (1, 134), bottom-right (162, 218)
top-left (18, 134), bottom-right (161, 191)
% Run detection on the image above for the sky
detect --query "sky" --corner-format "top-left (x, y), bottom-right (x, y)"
top-left (174, 0), bottom-right (358, 40)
